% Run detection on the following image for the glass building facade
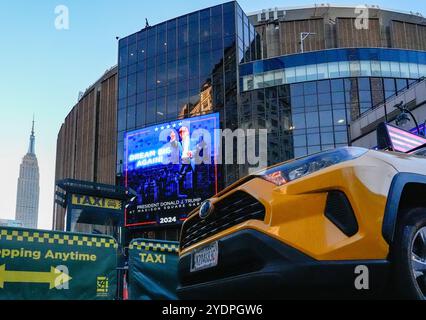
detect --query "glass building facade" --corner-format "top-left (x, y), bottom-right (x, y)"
top-left (117, 1), bottom-right (260, 187)
top-left (116, 1), bottom-right (426, 240)
top-left (240, 76), bottom-right (418, 163)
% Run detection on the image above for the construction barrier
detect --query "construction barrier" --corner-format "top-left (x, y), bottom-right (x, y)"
top-left (0, 226), bottom-right (117, 300)
top-left (128, 239), bottom-right (179, 300)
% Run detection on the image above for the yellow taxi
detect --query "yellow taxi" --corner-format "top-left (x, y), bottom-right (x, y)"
top-left (178, 147), bottom-right (426, 299)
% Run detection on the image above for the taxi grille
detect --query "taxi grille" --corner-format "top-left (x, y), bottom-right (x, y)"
top-left (180, 191), bottom-right (266, 250)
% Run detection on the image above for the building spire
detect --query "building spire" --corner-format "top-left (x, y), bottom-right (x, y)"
top-left (28, 116), bottom-right (35, 155)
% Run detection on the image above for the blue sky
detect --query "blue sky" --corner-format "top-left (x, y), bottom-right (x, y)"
top-left (0, 0), bottom-right (425, 230)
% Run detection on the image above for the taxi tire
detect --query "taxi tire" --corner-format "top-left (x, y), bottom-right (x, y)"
top-left (391, 207), bottom-right (426, 300)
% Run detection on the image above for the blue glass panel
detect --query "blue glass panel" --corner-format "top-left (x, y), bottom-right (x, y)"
top-left (239, 63), bottom-right (253, 76)
top-left (253, 61), bottom-right (264, 74)
top-left (128, 33), bottom-right (137, 44)
top-left (223, 1), bottom-right (235, 15)
top-left (399, 50), bottom-right (409, 63)
top-left (224, 12), bottom-right (236, 37)
top-left (336, 49), bottom-right (347, 63)
top-left (303, 52), bottom-right (317, 65)
top-left (200, 8), bottom-right (210, 20)
top-left (315, 51), bottom-right (328, 65)
top-left (264, 59), bottom-right (284, 72)
top-left (211, 4), bottom-right (222, 16)
top-left (326, 50), bottom-right (339, 63)
top-left (408, 51), bottom-right (419, 64)
top-left (358, 49), bottom-right (371, 61)
top-left (189, 17), bottom-right (199, 45)
top-left (418, 52), bottom-right (426, 64)
top-left (200, 16), bottom-right (211, 41)
top-left (367, 48), bottom-right (379, 60)
top-left (119, 37), bottom-right (128, 49)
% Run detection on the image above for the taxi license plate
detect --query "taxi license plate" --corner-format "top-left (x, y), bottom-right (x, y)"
top-left (190, 242), bottom-right (218, 272)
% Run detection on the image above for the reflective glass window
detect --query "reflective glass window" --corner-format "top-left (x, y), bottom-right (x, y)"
top-left (212, 14), bottom-right (223, 39)
top-left (119, 46), bottom-right (128, 66)
top-left (328, 62), bottom-right (339, 77)
top-left (400, 63), bottom-right (410, 78)
top-left (308, 134), bottom-right (320, 146)
top-left (318, 93), bottom-right (331, 105)
top-left (146, 67), bottom-right (156, 90)
top-left (127, 105), bottom-right (136, 130)
top-left (127, 73), bottom-right (137, 97)
top-left (156, 96), bottom-right (166, 121)
top-left (118, 77), bottom-right (128, 100)
top-left (359, 91), bottom-right (371, 102)
top-left (305, 94), bottom-right (318, 107)
top-left (285, 68), bottom-right (296, 83)
top-left (409, 63), bottom-right (420, 78)
top-left (419, 64), bottom-right (426, 77)
top-left (188, 20), bottom-right (199, 46)
top-left (371, 61), bottom-right (381, 76)
top-left (118, 98), bottom-right (127, 111)
top-left (178, 19), bottom-right (189, 48)
top-left (333, 109), bottom-right (346, 125)
top-left (396, 79), bottom-right (408, 91)
top-left (223, 13), bottom-right (235, 37)
top-left (253, 74), bottom-right (264, 89)
top-left (167, 94), bottom-right (177, 118)
top-left (295, 66), bottom-right (307, 82)
top-left (274, 71), bottom-right (284, 86)
top-left (360, 61), bottom-right (371, 76)
top-left (306, 64), bottom-right (318, 81)
top-left (317, 63), bottom-right (329, 79)
top-left (146, 100), bottom-right (156, 123)
top-left (358, 78), bottom-right (370, 91)
top-left (200, 16), bottom-right (211, 41)
top-left (317, 80), bottom-right (330, 94)
top-left (292, 113), bottom-right (306, 129)
top-left (349, 61), bottom-right (361, 76)
top-left (292, 96), bottom-right (304, 109)
top-left (332, 92), bottom-right (345, 104)
top-left (331, 79), bottom-right (344, 92)
top-left (384, 78), bottom-right (395, 92)
top-left (335, 131), bottom-right (348, 144)
top-left (306, 112), bottom-right (319, 128)
top-left (321, 132), bottom-right (334, 145)
top-left (319, 110), bottom-right (333, 127)
top-left (167, 22), bottom-right (177, 53)
top-left (136, 102), bottom-right (146, 127)
top-left (293, 135), bottom-right (307, 147)
top-left (147, 34), bottom-right (156, 59)
top-left (264, 72), bottom-right (274, 87)
top-left (118, 109), bottom-right (126, 131)
top-left (390, 62), bottom-right (401, 77)
top-left (339, 62), bottom-right (350, 77)
top-left (295, 147), bottom-right (308, 158)
top-left (380, 61), bottom-right (391, 77)
top-left (304, 82), bottom-right (317, 95)
top-left (290, 83), bottom-right (304, 96)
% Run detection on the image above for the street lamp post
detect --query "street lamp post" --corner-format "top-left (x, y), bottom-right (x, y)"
top-left (394, 101), bottom-right (421, 136)
top-left (300, 32), bottom-right (316, 53)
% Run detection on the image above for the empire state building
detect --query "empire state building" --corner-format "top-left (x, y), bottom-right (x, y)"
top-left (15, 120), bottom-right (40, 229)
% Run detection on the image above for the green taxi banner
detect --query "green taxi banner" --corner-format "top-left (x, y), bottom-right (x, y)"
top-left (128, 239), bottom-right (179, 300)
top-left (0, 226), bottom-right (117, 300)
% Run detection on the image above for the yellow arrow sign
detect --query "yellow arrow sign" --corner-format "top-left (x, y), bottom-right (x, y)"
top-left (0, 265), bottom-right (72, 289)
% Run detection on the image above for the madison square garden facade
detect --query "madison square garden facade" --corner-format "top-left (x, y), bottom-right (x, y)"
top-left (54, 1), bottom-right (426, 242)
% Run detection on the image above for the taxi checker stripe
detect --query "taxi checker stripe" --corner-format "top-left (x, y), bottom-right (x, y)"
top-left (0, 228), bottom-right (118, 249)
top-left (129, 241), bottom-right (179, 253)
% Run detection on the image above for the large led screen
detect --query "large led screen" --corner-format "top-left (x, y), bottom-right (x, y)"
top-left (124, 113), bottom-right (220, 227)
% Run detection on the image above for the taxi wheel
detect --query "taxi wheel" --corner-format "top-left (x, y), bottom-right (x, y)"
top-left (392, 208), bottom-right (426, 300)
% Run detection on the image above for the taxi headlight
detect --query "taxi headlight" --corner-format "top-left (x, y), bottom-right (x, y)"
top-left (258, 147), bottom-right (368, 186)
